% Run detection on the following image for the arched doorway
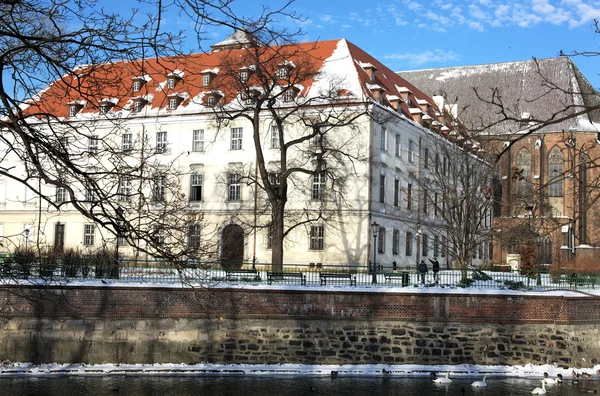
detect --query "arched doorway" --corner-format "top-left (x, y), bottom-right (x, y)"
top-left (221, 224), bottom-right (244, 269)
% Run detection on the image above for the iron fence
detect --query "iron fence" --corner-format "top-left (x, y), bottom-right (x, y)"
top-left (0, 255), bottom-right (597, 291)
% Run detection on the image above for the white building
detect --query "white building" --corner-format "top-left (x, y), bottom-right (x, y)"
top-left (0, 33), bottom-right (489, 270)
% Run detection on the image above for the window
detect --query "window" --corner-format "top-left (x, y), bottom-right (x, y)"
top-left (188, 224), bottom-right (201, 248)
top-left (406, 232), bottom-right (413, 256)
top-left (192, 129), bottom-right (204, 152)
top-left (423, 189), bottom-right (428, 214)
top-left (277, 67), bottom-right (288, 79)
top-left (393, 178), bottom-right (400, 207)
top-left (122, 133), bottom-right (132, 152)
top-left (377, 226), bottom-right (386, 253)
top-left (83, 224), bottom-right (95, 246)
top-left (266, 224), bottom-right (273, 249)
top-left (392, 229), bottom-right (400, 255)
top-left (380, 127), bottom-right (387, 151)
top-left (100, 104), bottom-right (111, 114)
top-left (422, 233), bottom-right (429, 257)
top-left (548, 147), bottom-right (564, 197)
top-left (394, 134), bottom-right (401, 157)
top-left (58, 137), bottom-right (69, 154)
top-left (69, 105), bottom-right (78, 117)
top-left (434, 235), bottom-right (439, 257)
top-left (311, 172), bottom-right (326, 200)
top-left (269, 172), bottom-right (281, 188)
top-left (407, 183), bottom-right (412, 210)
top-left (189, 174), bottom-right (203, 201)
top-left (118, 178), bottom-right (132, 202)
top-left (435, 153), bottom-right (440, 172)
top-left (202, 75), bottom-right (210, 86)
top-left (228, 173), bottom-right (241, 201)
top-left (156, 131), bottom-right (167, 153)
top-left (441, 235), bottom-right (447, 257)
top-left (133, 100), bottom-right (143, 112)
top-left (434, 193), bottom-right (439, 216)
top-left (85, 184), bottom-right (97, 202)
top-left (309, 225), bottom-right (324, 250)
top-left (443, 156), bottom-right (447, 175)
top-left (424, 148), bottom-right (429, 169)
top-left (270, 125), bottom-right (280, 149)
top-left (88, 135), bottom-right (99, 154)
top-left (133, 80), bottom-right (141, 92)
top-left (408, 140), bottom-right (415, 162)
top-left (55, 187), bottom-right (67, 203)
top-left (206, 96), bottom-right (215, 106)
top-left (515, 149), bottom-right (532, 196)
top-left (168, 97), bottom-right (178, 110)
top-left (283, 89), bottom-right (294, 102)
top-left (167, 77), bottom-right (176, 89)
top-left (152, 175), bottom-right (166, 202)
top-left (230, 127), bottom-right (243, 150)
top-left (379, 174), bottom-right (385, 204)
top-left (239, 71), bottom-right (248, 83)
top-left (152, 226), bottom-right (165, 244)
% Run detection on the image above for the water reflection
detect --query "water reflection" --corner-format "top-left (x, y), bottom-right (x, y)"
top-left (0, 375), bottom-right (596, 395)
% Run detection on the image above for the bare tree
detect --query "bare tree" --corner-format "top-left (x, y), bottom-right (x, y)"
top-left (0, 1), bottom-right (302, 270)
top-left (208, 35), bottom-right (370, 271)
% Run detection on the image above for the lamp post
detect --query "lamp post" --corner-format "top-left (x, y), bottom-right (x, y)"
top-left (371, 221), bottom-right (379, 285)
top-left (23, 228), bottom-right (29, 251)
top-left (115, 206), bottom-right (125, 266)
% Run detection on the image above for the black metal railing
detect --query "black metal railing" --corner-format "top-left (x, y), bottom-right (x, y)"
top-left (0, 255), bottom-right (597, 291)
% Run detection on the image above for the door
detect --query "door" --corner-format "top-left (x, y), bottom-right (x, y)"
top-left (221, 224), bottom-right (244, 269)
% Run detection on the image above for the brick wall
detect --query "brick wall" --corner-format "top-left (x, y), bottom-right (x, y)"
top-left (1, 286), bottom-right (600, 366)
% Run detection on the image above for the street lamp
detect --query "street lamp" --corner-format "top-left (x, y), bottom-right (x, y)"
top-left (23, 228), bottom-right (30, 251)
top-left (115, 206), bottom-right (125, 266)
top-left (371, 221), bottom-right (379, 285)
top-left (525, 202), bottom-right (534, 234)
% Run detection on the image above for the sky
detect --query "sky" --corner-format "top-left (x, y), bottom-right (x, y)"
top-left (150, 0), bottom-right (600, 89)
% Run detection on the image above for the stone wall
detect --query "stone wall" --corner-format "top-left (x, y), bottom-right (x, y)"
top-left (1, 285), bottom-right (599, 367)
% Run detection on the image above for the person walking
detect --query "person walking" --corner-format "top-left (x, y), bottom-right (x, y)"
top-left (418, 260), bottom-right (428, 284)
top-left (429, 258), bottom-right (440, 284)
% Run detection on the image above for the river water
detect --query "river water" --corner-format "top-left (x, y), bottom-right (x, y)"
top-left (0, 375), bottom-right (596, 395)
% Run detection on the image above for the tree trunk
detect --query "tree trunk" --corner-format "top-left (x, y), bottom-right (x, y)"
top-left (271, 201), bottom-right (285, 273)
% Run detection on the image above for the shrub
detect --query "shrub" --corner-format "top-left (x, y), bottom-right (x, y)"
top-left (62, 248), bottom-right (85, 277)
top-left (11, 247), bottom-right (35, 278)
top-left (472, 269), bottom-right (492, 281)
top-left (92, 249), bottom-right (119, 279)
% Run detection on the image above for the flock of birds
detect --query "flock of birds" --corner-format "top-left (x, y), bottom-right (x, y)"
top-left (428, 370), bottom-right (599, 394)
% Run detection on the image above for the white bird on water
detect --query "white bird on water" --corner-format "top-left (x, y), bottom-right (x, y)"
top-left (433, 373), bottom-right (452, 384)
top-left (531, 380), bottom-right (546, 395)
top-left (472, 376), bottom-right (487, 387)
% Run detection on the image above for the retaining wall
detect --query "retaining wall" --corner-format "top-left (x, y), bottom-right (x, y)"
top-left (0, 285), bottom-right (599, 367)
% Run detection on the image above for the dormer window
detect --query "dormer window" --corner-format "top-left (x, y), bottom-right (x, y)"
top-left (207, 96), bottom-right (215, 106)
top-left (202, 75), bottom-right (210, 86)
top-left (167, 94), bottom-right (183, 110)
top-left (239, 71), bottom-right (248, 83)
top-left (131, 98), bottom-right (148, 113)
top-left (204, 91), bottom-right (223, 107)
top-left (167, 77), bottom-right (176, 89)
top-left (277, 68), bottom-right (288, 80)
top-left (284, 89), bottom-right (295, 102)
top-left (276, 61), bottom-right (294, 81)
top-left (133, 80), bottom-right (141, 92)
top-left (67, 102), bottom-right (84, 117)
top-left (99, 100), bottom-right (115, 115)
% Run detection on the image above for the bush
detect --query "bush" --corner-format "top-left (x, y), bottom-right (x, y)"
top-left (92, 249), bottom-right (119, 279)
top-left (40, 250), bottom-right (59, 278)
top-left (503, 280), bottom-right (525, 290)
top-left (11, 247), bottom-right (35, 278)
top-left (62, 248), bottom-right (85, 277)
top-left (472, 269), bottom-right (492, 281)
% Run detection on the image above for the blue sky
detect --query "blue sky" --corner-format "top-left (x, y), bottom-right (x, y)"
top-left (171, 0), bottom-right (600, 89)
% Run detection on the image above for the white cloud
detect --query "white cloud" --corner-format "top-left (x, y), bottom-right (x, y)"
top-left (384, 49), bottom-right (460, 66)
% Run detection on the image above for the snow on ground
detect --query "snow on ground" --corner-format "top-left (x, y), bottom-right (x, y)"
top-left (0, 362), bottom-right (598, 378)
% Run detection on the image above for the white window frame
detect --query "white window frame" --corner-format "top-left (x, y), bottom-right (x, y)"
top-left (122, 133), bottom-right (132, 152)
top-left (311, 172), bottom-right (326, 201)
top-left (168, 97), bottom-right (178, 110)
top-left (230, 127), bottom-right (243, 150)
top-left (379, 174), bottom-right (385, 204)
top-left (167, 77), bottom-right (176, 89)
top-left (278, 67), bottom-right (288, 79)
top-left (156, 131), bottom-right (167, 153)
top-left (83, 224), bottom-right (95, 246)
top-left (55, 187), bottom-right (67, 203)
top-left (408, 140), bottom-right (415, 163)
top-left (227, 173), bottom-right (241, 201)
top-left (118, 178), bottom-right (132, 202)
top-left (309, 225), bottom-right (324, 251)
top-left (392, 229), bottom-right (400, 255)
top-left (206, 96), bottom-right (215, 106)
top-left (270, 125), bottom-right (280, 149)
top-left (394, 133), bottom-right (401, 157)
top-left (377, 226), bottom-right (386, 254)
top-left (133, 80), bottom-right (141, 92)
top-left (69, 105), bottom-right (77, 117)
top-left (188, 224), bottom-right (201, 248)
top-left (189, 174), bottom-right (203, 202)
top-left (153, 175), bottom-right (166, 203)
top-left (380, 127), bottom-right (387, 151)
top-left (192, 129), bottom-right (204, 152)
top-left (202, 75), bottom-right (210, 86)
top-left (283, 89), bottom-right (294, 102)
top-left (133, 100), bottom-right (143, 112)
top-left (88, 135), bottom-right (99, 154)
top-left (239, 71), bottom-right (248, 83)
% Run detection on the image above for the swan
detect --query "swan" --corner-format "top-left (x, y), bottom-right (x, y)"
top-left (542, 376), bottom-right (556, 385)
top-left (471, 376), bottom-right (487, 387)
top-left (433, 372), bottom-right (452, 384)
top-left (531, 380), bottom-right (546, 394)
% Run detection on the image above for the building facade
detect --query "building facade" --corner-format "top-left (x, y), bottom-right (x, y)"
top-left (0, 34), bottom-right (490, 270)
